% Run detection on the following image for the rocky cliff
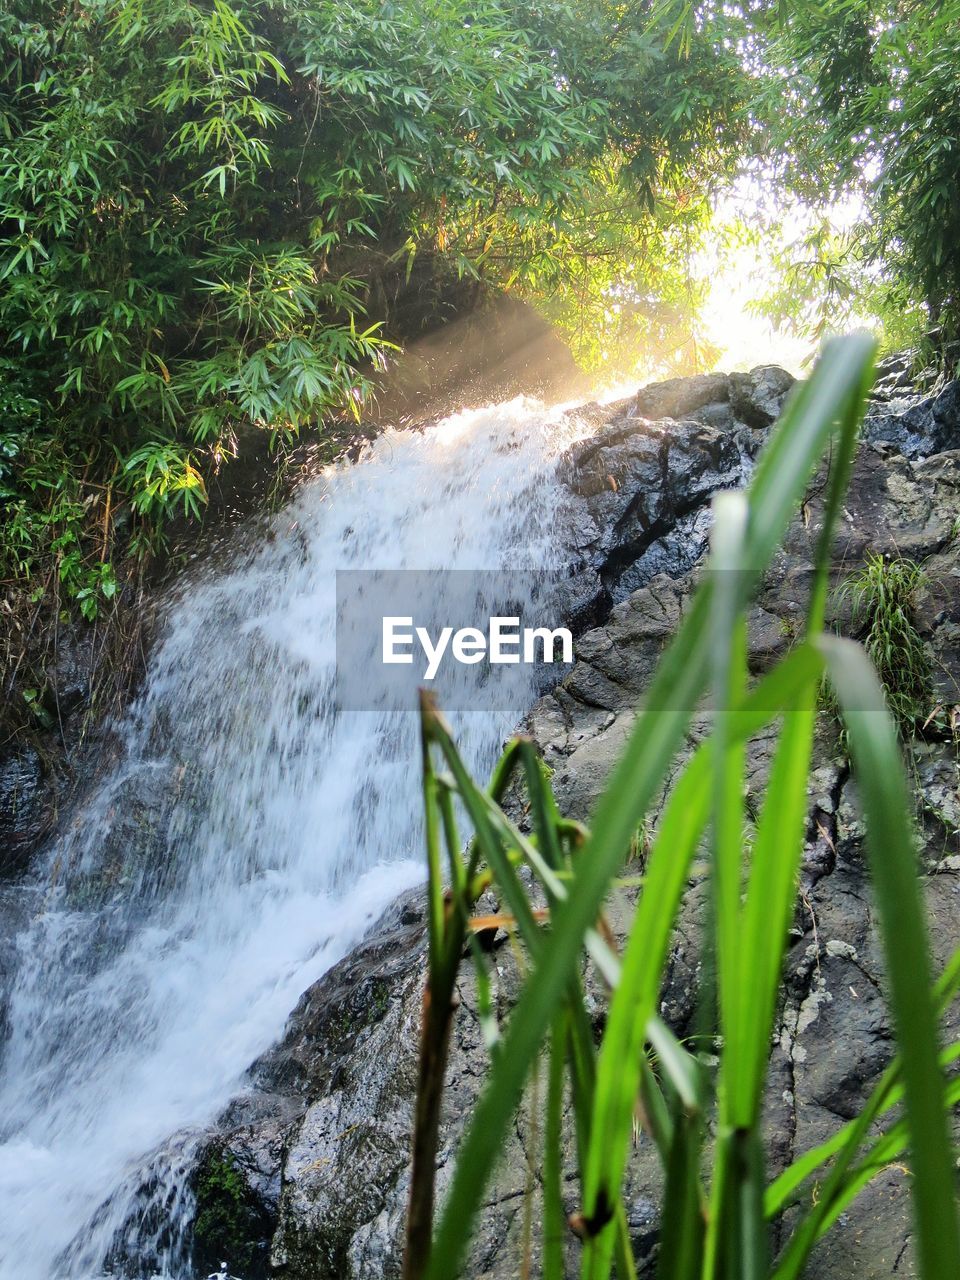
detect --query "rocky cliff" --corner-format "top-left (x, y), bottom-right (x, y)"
top-left (104, 360), bottom-right (960, 1277)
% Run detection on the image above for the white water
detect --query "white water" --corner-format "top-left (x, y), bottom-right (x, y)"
top-left (0, 398), bottom-right (585, 1280)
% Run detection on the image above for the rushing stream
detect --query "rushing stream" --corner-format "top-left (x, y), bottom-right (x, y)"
top-left (0, 397), bottom-right (587, 1280)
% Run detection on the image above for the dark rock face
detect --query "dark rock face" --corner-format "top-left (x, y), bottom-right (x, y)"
top-left (0, 746), bottom-right (52, 875)
top-left (0, 623), bottom-right (111, 879)
top-left (629, 365), bottom-right (796, 434)
top-left (864, 377), bottom-right (960, 459)
top-left (556, 365), bottom-right (799, 609)
top-left (198, 899), bottom-right (429, 1280)
top-left (729, 364), bottom-right (796, 428)
top-left (555, 372), bottom-right (758, 621)
top-left (197, 359), bottom-right (960, 1280)
top-left (561, 416), bottom-right (743, 602)
top-left (632, 371), bottom-right (730, 422)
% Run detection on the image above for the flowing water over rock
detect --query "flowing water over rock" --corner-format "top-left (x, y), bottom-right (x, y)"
top-left (0, 398), bottom-right (585, 1280)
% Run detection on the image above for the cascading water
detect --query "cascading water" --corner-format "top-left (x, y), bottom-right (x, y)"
top-left (0, 397), bottom-right (587, 1280)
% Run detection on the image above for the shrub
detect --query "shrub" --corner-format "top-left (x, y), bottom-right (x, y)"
top-left (839, 551), bottom-right (932, 736)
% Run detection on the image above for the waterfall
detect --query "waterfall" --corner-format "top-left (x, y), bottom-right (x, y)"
top-left (0, 397), bottom-right (585, 1280)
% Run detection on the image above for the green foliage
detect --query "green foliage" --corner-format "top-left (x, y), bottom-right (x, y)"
top-left (838, 551), bottom-right (933, 736)
top-left (0, 0), bottom-right (748, 611)
top-left (192, 1150), bottom-right (272, 1279)
top-left (781, 0), bottom-right (960, 344)
top-left (702, 0), bottom-right (960, 353)
top-left (405, 338), bottom-right (960, 1280)
top-left (0, 360), bottom-right (119, 619)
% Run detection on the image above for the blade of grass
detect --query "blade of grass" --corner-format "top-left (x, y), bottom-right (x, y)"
top-left (728, 320), bottom-right (868, 1130)
top-left (704, 491), bottom-right (766, 1280)
top-left (405, 693), bottom-right (475, 1280)
top-left (767, 943), bottom-right (960, 1217)
top-left (656, 1106), bottom-right (706, 1280)
top-left (806, 1068), bottom-right (960, 1245)
top-left (423, 337), bottom-right (877, 1280)
top-left (581, 650), bottom-right (826, 1280)
top-left (420, 693), bottom-right (447, 987)
top-left (520, 738), bottom-right (565, 874)
top-left (429, 709), bottom-right (544, 956)
top-left (648, 1016), bottom-right (707, 1116)
top-left (581, 741), bottom-right (712, 1278)
top-left (819, 634), bottom-right (960, 1280)
top-left (768, 1038), bottom-right (960, 1225)
top-left (710, 493), bottom-right (750, 1086)
top-left (543, 1014), bottom-right (568, 1280)
top-left (580, 647), bottom-right (825, 1280)
top-left (772, 1067), bottom-right (960, 1275)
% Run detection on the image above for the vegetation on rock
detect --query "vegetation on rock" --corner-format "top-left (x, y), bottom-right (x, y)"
top-left (192, 1149), bottom-right (273, 1279)
top-left (838, 551), bottom-right (933, 737)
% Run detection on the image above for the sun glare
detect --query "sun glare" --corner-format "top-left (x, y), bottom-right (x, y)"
top-left (698, 181), bottom-right (872, 376)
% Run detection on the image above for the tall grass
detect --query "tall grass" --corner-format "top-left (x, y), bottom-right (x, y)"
top-left (838, 551), bottom-right (933, 736)
top-left (403, 335), bottom-right (960, 1280)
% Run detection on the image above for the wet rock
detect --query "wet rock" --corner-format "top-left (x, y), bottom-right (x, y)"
top-left (192, 1145), bottom-right (277, 1280)
top-left (0, 883), bottom-right (31, 1052)
top-left (872, 351), bottom-right (918, 399)
top-left (632, 372), bottom-right (729, 422)
top-left (552, 565), bottom-right (608, 635)
top-left (560, 416), bottom-right (743, 601)
top-left (0, 744), bottom-right (53, 874)
top-left (864, 378), bottom-right (960, 459)
top-left (729, 365), bottom-right (796, 428)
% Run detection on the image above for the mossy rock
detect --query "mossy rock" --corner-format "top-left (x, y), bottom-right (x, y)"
top-left (192, 1149), bottom-right (274, 1280)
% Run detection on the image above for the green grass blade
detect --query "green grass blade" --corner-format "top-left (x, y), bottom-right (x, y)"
top-left (709, 492), bottom-right (750, 1096)
top-left (581, 648), bottom-right (825, 1280)
top-left (729, 323), bottom-right (870, 1129)
top-left (745, 335), bottom-right (875, 576)
top-left (813, 1069), bottom-right (960, 1242)
top-left (820, 634), bottom-right (960, 1280)
top-left (731, 698), bottom-right (816, 1126)
top-left (520, 738), bottom-right (565, 874)
top-left (704, 491), bottom-right (766, 1280)
top-left (426, 594), bottom-right (714, 1280)
top-left (419, 694), bottom-right (448, 984)
top-left (768, 1038), bottom-right (960, 1224)
top-left (773, 1034), bottom-right (960, 1213)
top-left (543, 1014), bottom-right (568, 1280)
top-left (774, 1069), bottom-right (960, 1274)
top-left (656, 1107), bottom-right (706, 1280)
top-left (581, 746), bottom-right (712, 1280)
top-left (768, 943), bottom-right (960, 1216)
top-left (436, 779), bottom-right (466, 897)
top-left (429, 715), bottom-right (544, 955)
top-left (422, 338), bottom-right (877, 1280)
top-left (647, 1016), bottom-right (707, 1116)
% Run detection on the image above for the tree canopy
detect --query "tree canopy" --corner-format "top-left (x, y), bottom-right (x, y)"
top-left (0, 0), bottom-right (748, 616)
top-left (2, 0), bottom-right (959, 619)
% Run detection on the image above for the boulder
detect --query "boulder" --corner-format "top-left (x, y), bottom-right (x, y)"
top-left (864, 378), bottom-right (960, 459)
top-left (632, 372), bottom-right (729, 421)
top-left (560, 415), bottom-right (744, 600)
top-left (729, 365), bottom-right (796, 428)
